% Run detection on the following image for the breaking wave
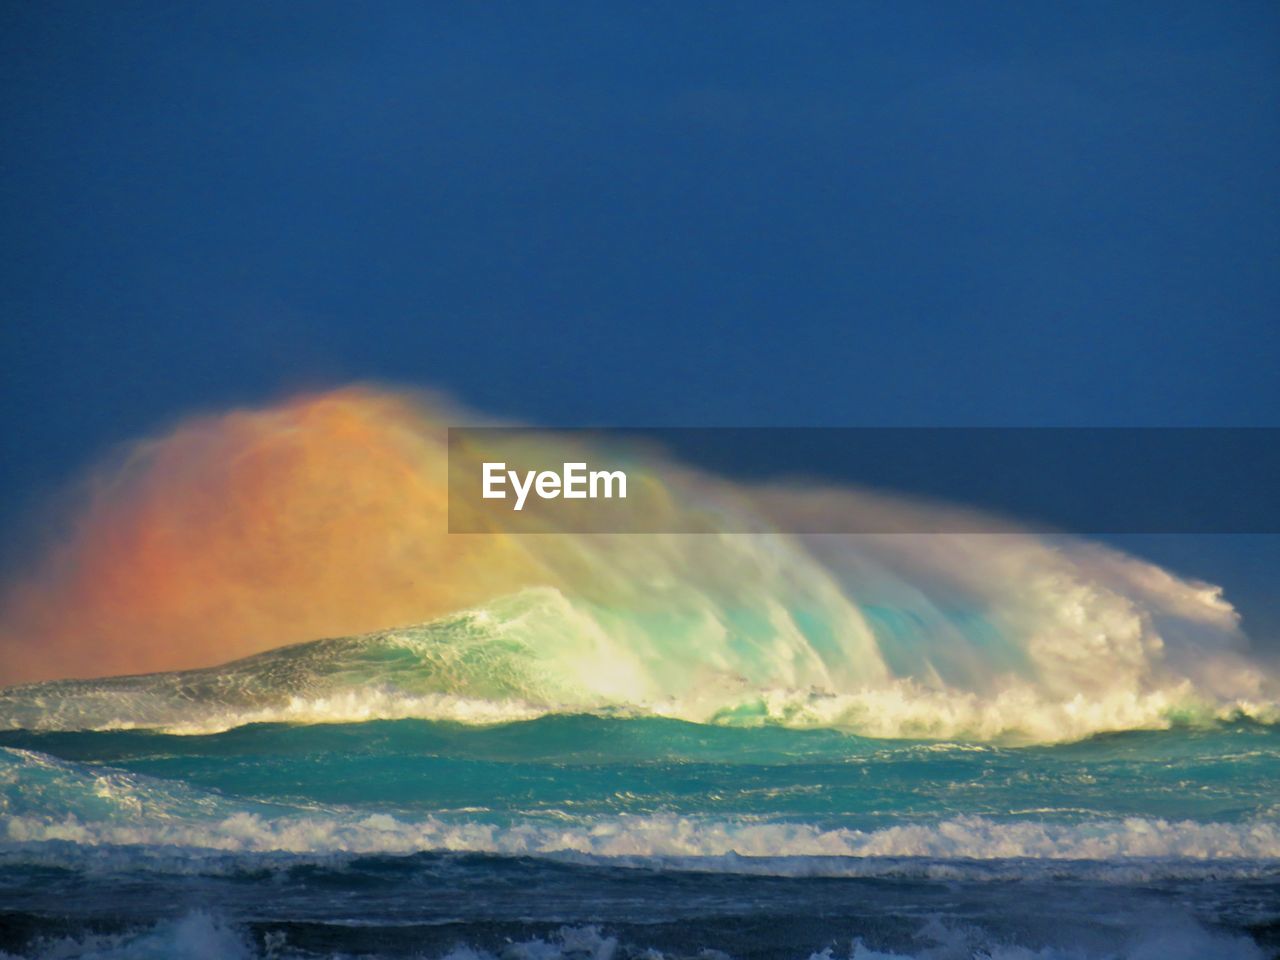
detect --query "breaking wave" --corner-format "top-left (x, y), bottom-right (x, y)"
top-left (1, 584), bottom-right (1275, 742)
top-left (0, 388), bottom-right (1276, 745)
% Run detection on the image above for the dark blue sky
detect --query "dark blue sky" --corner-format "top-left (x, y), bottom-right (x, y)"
top-left (2, 3), bottom-right (1278, 639)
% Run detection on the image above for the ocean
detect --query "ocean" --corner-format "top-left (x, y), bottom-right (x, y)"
top-left (1, 588), bottom-right (1277, 959)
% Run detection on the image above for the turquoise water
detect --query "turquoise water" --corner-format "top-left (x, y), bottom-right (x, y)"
top-left (3, 716), bottom-right (1278, 826)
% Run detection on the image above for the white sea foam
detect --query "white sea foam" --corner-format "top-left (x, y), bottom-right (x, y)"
top-left (9, 681), bottom-right (1273, 741)
top-left (7, 810), bottom-right (1280, 871)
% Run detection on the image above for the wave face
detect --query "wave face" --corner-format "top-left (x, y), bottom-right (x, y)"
top-left (1, 582), bottom-right (1275, 742)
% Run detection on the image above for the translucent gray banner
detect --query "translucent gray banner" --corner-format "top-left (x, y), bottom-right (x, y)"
top-left (448, 427), bottom-right (1280, 534)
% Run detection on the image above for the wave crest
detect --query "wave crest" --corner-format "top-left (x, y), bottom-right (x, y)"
top-left (2, 583), bottom-right (1275, 741)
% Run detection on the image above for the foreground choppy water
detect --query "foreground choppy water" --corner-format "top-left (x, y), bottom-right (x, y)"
top-left (1, 715), bottom-right (1278, 959)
